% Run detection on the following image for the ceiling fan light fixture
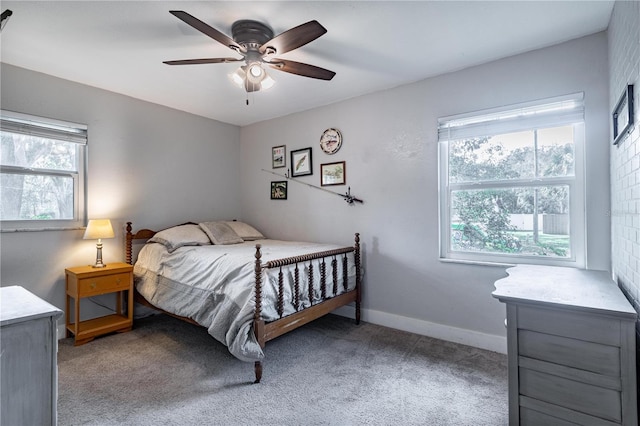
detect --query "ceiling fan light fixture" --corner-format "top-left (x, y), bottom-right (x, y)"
top-left (230, 67), bottom-right (246, 88)
top-left (248, 63), bottom-right (264, 79)
top-left (231, 63), bottom-right (275, 92)
top-left (260, 73), bottom-right (275, 90)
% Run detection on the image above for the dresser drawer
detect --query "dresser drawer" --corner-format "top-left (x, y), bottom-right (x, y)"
top-left (517, 304), bottom-right (621, 347)
top-left (519, 398), bottom-right (618, 426)
top-left (520, 368), bottom-right (622, 422)
top-left (520, 406), bottom-right (586, 426)
top-left (519, 329), bottom-right (621, 376)
top-left (78, 272), bottom-right (130, 296)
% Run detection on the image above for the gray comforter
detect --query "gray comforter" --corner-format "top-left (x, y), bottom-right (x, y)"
top-left (134, 240), bottom-right (356, 362)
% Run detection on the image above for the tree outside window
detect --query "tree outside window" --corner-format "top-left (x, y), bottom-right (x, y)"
top-left (1, 110), bottom-right (87, 230)
top-left (438, 94), bottom-right (585, 266)
top-left (1, 132), bottom-right (77, 220)
top-left (448, 128), bottom-right (573, 258)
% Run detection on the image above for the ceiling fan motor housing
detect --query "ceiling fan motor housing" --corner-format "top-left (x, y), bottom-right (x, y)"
top-left (232, 20), bottom-right (274, 50)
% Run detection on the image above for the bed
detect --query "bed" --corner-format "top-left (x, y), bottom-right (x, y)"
top-left (125, 221), bottom-right (361, 383)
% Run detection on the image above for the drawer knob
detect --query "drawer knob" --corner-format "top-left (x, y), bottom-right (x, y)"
top-left (116, 278), bottom-right (121, 284)
top-left (90, 282), bottom-right (97, 289)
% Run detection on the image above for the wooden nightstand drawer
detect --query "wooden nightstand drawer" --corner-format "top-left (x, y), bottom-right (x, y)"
top-left (78, 272), bottom-right (130, 296)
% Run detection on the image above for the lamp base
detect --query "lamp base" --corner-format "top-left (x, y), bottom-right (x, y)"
top-left (92, 242), bottom-right (107, 268)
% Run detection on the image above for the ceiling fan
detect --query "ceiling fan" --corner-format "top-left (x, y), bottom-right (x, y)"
top-left (164, 11), bottom-right (336, 93)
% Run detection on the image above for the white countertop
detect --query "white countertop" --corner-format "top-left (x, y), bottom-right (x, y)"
top-left (0, 286), bottom-right (63, 326)
top-left (492, 265), bottom-right (637, 318)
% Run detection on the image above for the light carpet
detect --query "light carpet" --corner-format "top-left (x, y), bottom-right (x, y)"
top-left (57, 314), bottom-right (508, 425)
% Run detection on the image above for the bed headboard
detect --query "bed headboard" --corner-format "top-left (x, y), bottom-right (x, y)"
top-left (125, 222), bottom-right (157, 265)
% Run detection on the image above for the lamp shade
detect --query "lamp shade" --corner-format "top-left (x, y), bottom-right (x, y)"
top-left (83, 219), bottom-right (115, 240)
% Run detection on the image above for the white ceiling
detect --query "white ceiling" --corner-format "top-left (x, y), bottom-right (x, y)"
top-left (1, 1), bottom-right (614, 126)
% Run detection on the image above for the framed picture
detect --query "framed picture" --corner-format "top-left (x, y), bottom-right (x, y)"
top-left (270, 181), bottom-right (287, 200)
top-left (272, 145), bottom-right (286, 168)
top-left (290, 147), bottom-right (313, 177)
top-left (321, 161), bottom-right (346, 186)
top-left (613, 84), bottom-right (634, 145)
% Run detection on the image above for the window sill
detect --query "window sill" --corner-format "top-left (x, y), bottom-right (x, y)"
top-left (1, 226), bottom-right (86, 233)
top-left (439, 257), bottom-right (516, 268)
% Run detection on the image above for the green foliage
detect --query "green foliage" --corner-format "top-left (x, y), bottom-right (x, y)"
top-left (452, 189), bottom-right (521, 253)
top-left (448, 128), bottom-right (574, 257)
top-left (510, 231), bottom-right (569, 257)
top-left (32, 213), bottom-right (54, 220)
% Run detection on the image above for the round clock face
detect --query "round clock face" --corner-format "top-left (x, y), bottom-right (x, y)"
top-left (320, 128), bottom-right (342, 155)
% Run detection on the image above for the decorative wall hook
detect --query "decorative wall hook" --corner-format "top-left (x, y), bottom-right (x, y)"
top-left (343, 187), bottom-right (363, 204)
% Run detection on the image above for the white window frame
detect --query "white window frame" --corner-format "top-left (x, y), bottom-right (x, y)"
top-left (438, 94), bottom-right (586, 267)
top-left (1, 110), bottom-right (87, 231)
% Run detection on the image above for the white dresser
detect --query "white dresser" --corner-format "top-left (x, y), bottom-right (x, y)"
top-left (493, 265), bottom-right (638, 426)
top-left (1, 286), bottom-right (63, 426)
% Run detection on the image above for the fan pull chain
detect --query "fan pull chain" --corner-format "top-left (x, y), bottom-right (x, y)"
top-left (245, 91), bottom-right (255, 106)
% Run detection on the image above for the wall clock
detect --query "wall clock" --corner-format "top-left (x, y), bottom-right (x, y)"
top-left (320, 128), bottom-right (342, 155)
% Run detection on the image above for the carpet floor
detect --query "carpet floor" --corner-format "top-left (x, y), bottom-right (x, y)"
top-left (57, 314), bottom-right (508, 425)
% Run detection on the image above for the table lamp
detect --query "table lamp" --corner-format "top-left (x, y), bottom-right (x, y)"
top-left (83, 219), bottom-right (115, 268)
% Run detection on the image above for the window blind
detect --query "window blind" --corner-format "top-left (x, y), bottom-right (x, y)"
top-left (0, 110), bottom-right (87, 144)
top-left (438, 93), bottom-right (584, 141)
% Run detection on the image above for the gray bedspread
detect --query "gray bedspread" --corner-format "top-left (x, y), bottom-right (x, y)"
top-left (134, 240), bottom-right (356, 362)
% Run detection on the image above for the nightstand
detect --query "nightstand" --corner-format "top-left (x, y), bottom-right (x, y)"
top-left (65, 262), bottom-right (133, 345)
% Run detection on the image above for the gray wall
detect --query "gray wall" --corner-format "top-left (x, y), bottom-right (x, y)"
top-left (609, 1), bottom-right (640, 308)
top-left (0, 64), bottom-right (242, 319)
top-left (240, 32), bottom-right (611, 352)
top-left (1, 31), bottom-right (613, 352)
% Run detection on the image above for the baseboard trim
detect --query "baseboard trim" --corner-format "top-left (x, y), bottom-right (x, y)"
top-left (57, 323), bottom-right (66, 340)
top-left (57, 306), bottom-right (508, 355)
top-left (333, 305), bottom-right (507, 354)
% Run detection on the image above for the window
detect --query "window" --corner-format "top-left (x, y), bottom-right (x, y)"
top-left (438, 94), bottom-right (585, 266)
top-left (1, 110), bottom-right (87, 231)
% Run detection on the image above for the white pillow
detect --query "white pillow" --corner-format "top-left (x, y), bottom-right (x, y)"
top-left (148, 224), bottom-right (211, 253)
top-left (199, 221), bottom-right (244, 245)
top-left (225, 221), bottom-right (264, 241)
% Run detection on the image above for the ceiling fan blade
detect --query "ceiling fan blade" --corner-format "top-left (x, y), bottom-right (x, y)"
top-left (164, 58), bottom-right (242, 65)
top-left (170, 10), bottom-right (245, 53)
top-left (267, 59), bottom-right (335, 80)
top-left (260, 20), bottom-right (327, 55)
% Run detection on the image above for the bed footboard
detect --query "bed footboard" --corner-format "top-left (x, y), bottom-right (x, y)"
top-left (252, 233), bottom-right (361, 383)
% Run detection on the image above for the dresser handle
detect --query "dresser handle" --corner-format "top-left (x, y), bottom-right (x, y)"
top-left (90, 282), bottom-right (97, 289)
top-left (116, 278), bottom-right (121, 284)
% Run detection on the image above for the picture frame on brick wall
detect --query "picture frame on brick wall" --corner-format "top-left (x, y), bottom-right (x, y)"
top-left (613, 84), bottom-right (634, 145)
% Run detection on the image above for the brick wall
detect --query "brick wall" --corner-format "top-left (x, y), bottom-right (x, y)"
top-left (609, 0), bottom-right (640, 310)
